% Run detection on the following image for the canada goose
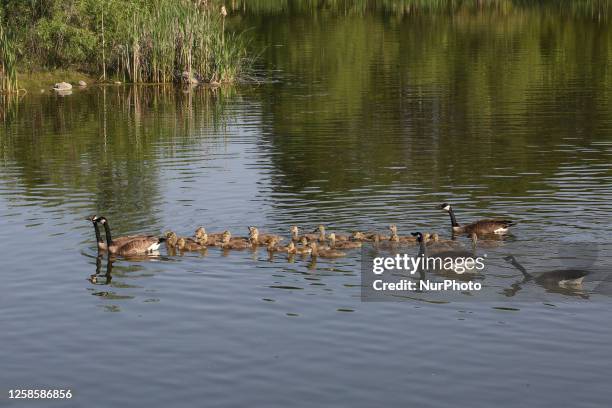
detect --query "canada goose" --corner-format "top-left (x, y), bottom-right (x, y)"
top-left (165, 231), bottom-right (179, 248)
top-left (469, 232), bottom-right (503, 249)
top-left (439, 203), bottom-right (515, 235)
top-left (389, 224), bottom-right (417, 245)
top-left (331, 231), bottom-right (351, 242)
top-left (504, 255), bottom-right (589, 286)
top-left (286, 242), bottom-right (298, 255)
top-left (248, 227), bottom-right (282, 245)
top-left (267, 238), bottom-right (292, 253)
top-left (427, 233), bottom-right (461, 251)
top-left (290, 225), bottom-right (301, 242)
top-left (88, 215), bottom-right (146, 250)
top-left (309, 242), bottom-right (345, 259)
top-left (220, 231), bottom-right (251, 250)
top-left (329, 233), bottom-right (362, 250)
top-left (428, 236), bottom-right (476, 259)
top-left (296, 238), bottom-right (313, 255)
top-left (87, 215), bottom-right (108, 250)
top-left (195, 227), bottom-right (224, 244)
top-left (367, 231), bottom-right (390, 241)
top-left (352, 231), bottom-right (368, 241)
top-left (177, 237), bottom-right (205, 251)
top-left (315, 224), bottom-right (327, 242)
top-left (93, 216), bottom-right (164, 256)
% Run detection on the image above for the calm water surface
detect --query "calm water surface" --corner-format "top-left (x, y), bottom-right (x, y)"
top-left (2, 4), bottom-right (612, 407)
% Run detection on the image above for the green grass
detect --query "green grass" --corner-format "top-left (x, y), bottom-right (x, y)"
top-left (1, 0), bottom-right (253, 88)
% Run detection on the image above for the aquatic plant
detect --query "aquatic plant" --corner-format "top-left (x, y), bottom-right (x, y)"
top-left (1, 0), bottom-right (252, 85)
top-left (0, 24), bottom-right (19, 93)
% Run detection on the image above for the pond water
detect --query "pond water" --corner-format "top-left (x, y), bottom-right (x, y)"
top-left (2, 3), bottom-right (612, 407)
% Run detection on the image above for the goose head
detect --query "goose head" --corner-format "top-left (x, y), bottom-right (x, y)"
top-left (195, 227), bottom-right (206, 238)
top-left (166, 231), bottom-right (179, 247)
top-left (411, 232), bottom-right (424, 242)
top-left (503, 255), bottom-right (517, 263)
top-left (439, 203), bottom-right (451, 212)
top-left (222, 230), bottom-right (231, 244)
top-left (352, 231), bottom-right (366, 241)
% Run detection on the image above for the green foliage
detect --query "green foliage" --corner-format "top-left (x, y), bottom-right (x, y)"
top-left (1, 0), bottom-right (251, 83)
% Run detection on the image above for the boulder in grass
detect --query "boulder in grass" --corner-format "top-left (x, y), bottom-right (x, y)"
top-left (78, 80), bottom-right (87, 87)
top-left (53, 82), bottom-right (72, 91)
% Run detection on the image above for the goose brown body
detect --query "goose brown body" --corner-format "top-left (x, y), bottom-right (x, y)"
top-left (93, 216), bottom-right (163, 256)
top-left (440, 203), bottom-right (515, 235)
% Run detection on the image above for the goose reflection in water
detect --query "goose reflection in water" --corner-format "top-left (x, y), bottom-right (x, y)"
top-left (89, 255), bottom-right (114, 285)
top-left (503, 255), bottom-right (590, 299)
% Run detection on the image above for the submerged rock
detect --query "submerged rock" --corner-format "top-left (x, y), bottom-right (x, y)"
top-left (53, 82), bottom-right (72, 91)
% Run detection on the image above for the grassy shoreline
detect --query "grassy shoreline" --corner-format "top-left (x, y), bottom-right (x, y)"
top-left (0, 1), bottom-right (252, 94)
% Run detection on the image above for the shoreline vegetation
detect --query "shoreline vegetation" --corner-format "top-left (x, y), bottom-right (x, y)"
top-left (0, 0), bottom-right (252, 93)
top-left (1, 0), bottom-right (609, 95)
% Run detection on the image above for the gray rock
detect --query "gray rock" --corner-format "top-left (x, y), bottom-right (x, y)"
top-left (78, 80), bottom-right (87, 87)
top-left (182, 71), bottom-right (199, 85)
top-left (53, 82), bottom-right (72, 91)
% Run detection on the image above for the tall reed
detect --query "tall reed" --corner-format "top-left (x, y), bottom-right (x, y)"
top-left (0, 24), bottom-right (19, 93)
top-left (105, 0), bottom-right (251, 84)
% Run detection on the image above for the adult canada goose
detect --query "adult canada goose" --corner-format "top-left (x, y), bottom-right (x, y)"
top-left (329, 233), bottom-right (362, 250)
top-left (88, 215), bottom-right (146, 250)
top-left (93, 216), bottom-right (164, 256)
top-left (439, 203), bottom-right (515, 235)
top-left (309, 242), bottom-right (345, 259)
top-left (504, 255), bottom-right (589, 287)
top-left (87, 215), bottom-right (108, 250)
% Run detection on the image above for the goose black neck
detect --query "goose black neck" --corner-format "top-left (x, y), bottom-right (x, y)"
top-left (511, 259), bottom-right (531, 279)
top-left (417, 237), bottom-right (427, 258)
top-left (448, 207), bottom-right (459, 227)
top-left (101, 219), bottom-right (114, 246)
top-left (93, 222), bottom-right (104, 244)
